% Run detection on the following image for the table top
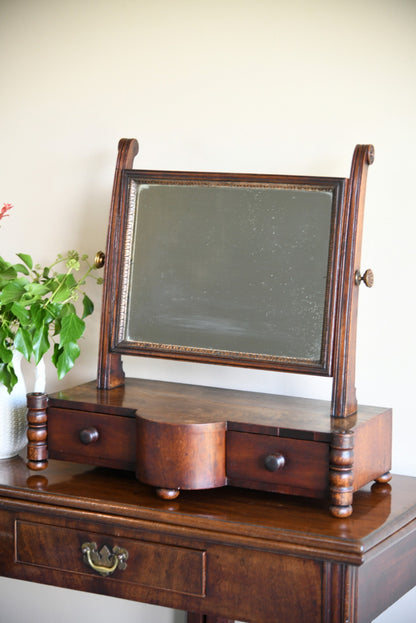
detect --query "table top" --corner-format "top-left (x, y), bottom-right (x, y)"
top-left (0, 456), bottom-right (415, 566)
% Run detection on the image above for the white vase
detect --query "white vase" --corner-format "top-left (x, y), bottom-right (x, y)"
top-left (0, 352), bottom-right (46, 460)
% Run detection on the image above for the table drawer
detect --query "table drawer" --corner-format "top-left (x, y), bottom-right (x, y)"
top-left (227, 431), bottom-right (329, 497)
top-left (15, 519), bottom-right (206, 597)
top-left (47, 408), bottom-right (136, 470)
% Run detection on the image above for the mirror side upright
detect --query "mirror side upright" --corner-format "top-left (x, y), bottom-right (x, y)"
top-left (330, 144), bottom-right (375, 417)
top-left (97, 138), bottom-right (139, 389)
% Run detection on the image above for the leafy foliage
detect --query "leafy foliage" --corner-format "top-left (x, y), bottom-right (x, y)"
top-left (0, 250), bottom-right (102, 393)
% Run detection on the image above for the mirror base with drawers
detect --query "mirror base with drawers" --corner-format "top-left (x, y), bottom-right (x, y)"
top-left (27, 378), bottom-right (391, 518)
top-left (26, 139), bottom-right (392, 517)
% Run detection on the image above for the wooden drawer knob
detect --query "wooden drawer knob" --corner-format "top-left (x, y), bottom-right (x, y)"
top-left (264, 453), bottom-right (286, 472)
top-left (79, 427), bottom-right (100, 445)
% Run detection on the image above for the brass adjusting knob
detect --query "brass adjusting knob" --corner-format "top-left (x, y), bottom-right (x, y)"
top-left (264, 453), bottom-right (286, 472)
top-left (355, 268), bottom-right (374, 288)
top-left (94, 251), bottom-right (105, 269)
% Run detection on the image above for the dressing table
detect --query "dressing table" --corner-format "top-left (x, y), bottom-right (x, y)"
top-left (0, 457), bottom-right (415, 622)
top-left (1, 139), bottom-right (407, 622)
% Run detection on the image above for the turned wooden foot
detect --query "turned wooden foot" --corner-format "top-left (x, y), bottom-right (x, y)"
top-left (156, 488), bottom-right (180, 500)
top-left (329, 503), bottom-right (353, 518)
top-left (375, 471), bottom-right (392, 484)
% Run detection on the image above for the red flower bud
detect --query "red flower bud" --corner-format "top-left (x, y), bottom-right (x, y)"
top-left (0, 203), bottom-right (13, 222)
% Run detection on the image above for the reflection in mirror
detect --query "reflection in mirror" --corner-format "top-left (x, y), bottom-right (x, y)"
top-left (122, 181), bottom-right (335, 365)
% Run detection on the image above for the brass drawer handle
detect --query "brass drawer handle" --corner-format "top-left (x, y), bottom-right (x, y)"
top-left (81, 542), bottom-right (128, 577)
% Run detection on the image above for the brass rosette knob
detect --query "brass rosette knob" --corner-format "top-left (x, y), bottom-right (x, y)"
top-left (355, 268), bottom-right (374, 288)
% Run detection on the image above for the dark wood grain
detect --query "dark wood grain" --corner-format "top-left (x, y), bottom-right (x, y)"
top-left (43, 378), bottom-right (391, 516)
top-left (97, 138), bottom-right (138, 389)
top-left (48, 377), bottom-right (387, 438)
top-left (331, 145), bottom-right (374, 417)
top-left (0, 460), bottom-right (415, 622)
top-left (47, 407), bottom-right (136, 471)
top-left (137, 416), bottom-right (227, 490)
top-left (226, 430), bottom-right (329, 497)
top-left (0, 459), bottom-right (410, 559)
top-left (26, 392), bottom-right (48, 471)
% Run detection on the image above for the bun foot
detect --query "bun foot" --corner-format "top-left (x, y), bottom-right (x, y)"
top-left (156, 488), bottom-right (180, 500)
top-left (329, 504), bottom-right (353, 518)
top-left (374, 471), bottom-right (392, 484)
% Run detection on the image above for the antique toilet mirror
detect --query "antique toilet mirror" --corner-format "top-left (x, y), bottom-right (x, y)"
top-left (27, 139), bottom-right (392, 517)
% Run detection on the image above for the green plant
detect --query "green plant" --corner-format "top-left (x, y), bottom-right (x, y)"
top-left (0, 204), bottom-right (101, 393)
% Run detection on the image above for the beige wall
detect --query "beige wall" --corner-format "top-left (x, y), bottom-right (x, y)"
top-left (1, 1), bottom-right (415, 621)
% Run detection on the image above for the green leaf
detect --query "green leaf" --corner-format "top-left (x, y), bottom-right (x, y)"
top-left (50, 273), bottom-right (78, 304)
top-left (59, 313), bottom-right (85, 346)
top-left (0, 278), bottom-right (28, 305)
top-left (10, 302), bottom-right (31, 325)
top-left (51, 286), bottom-right (73, 303)
top-left (26, 282), bottom-right (50, 297)
top-left (61, 302), bottom-right (76, 316)
top-left (51, 343), bottom-right (61, 367)
top-left (0, 363), bottom-right (17, 394)
top-left (82, 294), bottom-right (94, 319)
top-left (0, 263), bottom-right (18, 281)
top-left (16, 253), bottom-right (33, 269)
top-left (52, 316), bottom-right (61, 336)
top-left (14, 327), bottom-right (33, 361)
top-left (0, 328), bottom-right (13, 364)
top-left (55, 341), bottom-right (80, 379)
top-left (42, 302), bottom-right (61, 321)
top-left (30, 303), bottom-right (47, 329)
top-left (12, 263), bottom-right (30, 275)
top-left (32, 325), bottom-right (50, 364)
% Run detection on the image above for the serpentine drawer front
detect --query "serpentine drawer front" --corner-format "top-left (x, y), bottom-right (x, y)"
top-left (14, 519), bottom-right (206, 597)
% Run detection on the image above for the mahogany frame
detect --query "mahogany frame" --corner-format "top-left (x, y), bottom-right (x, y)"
top-left (97, 139), bottom-right (374, 418)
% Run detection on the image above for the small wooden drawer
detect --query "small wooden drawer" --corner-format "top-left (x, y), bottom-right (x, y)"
top-left (47, 407), bottom-right (136, 470)
top-left (226, 431), bottom-right (329, 497)
top-left (15, 520), bottom-right (206, 597)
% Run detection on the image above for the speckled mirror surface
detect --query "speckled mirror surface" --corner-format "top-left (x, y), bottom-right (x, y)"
top-left (115, 173), bottom-right (344, 374)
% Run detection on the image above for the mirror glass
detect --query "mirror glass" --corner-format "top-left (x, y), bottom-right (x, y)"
top-left (117, 175), bottom-right (343, 372)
